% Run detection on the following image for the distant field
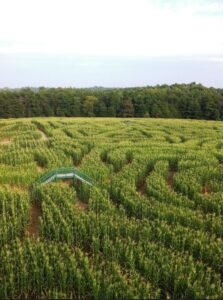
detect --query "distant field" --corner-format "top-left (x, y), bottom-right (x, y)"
top-left (1, 117), bottom-right (223, 299)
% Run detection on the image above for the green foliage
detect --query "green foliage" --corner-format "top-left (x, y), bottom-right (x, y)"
top-left (0, 117), bottom-right (223, 298)
top-left (0, 83), bottom-right (223, 119)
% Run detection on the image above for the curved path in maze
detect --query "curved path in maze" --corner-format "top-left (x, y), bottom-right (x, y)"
top-left (2, 119), bottom-right (223, 299)
top-left (26, 167), bottom-right (94, 238)
top-left (37, 128), bottom-right (48, 141)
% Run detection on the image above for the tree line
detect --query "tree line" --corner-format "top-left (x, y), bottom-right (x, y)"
top-left (0, 83), bottom-right (223, 119)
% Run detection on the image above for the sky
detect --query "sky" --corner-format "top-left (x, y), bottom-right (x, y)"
top-left (0, 0), bottom-right (223, 88)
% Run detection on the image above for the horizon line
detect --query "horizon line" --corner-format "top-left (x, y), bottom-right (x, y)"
top-left (0, 82), bottom-right (222, 90)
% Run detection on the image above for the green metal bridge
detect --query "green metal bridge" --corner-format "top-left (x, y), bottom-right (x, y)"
top-left (37, 167), bottom-right (94, 186)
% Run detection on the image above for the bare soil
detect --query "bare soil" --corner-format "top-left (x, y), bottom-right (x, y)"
top-left (25, 202), bottom-right (42, 238)
top-left (4, 184), bottom-right (26, 192)
top-left (0, 138), bottom-right (12, 145)
top-left (167, 170), bottom-right (176, 188)
top-left (75, 200), bottom-right (88, 211)
top-left (136, 180), bottom-right (146, 195)
top-left (58, 179), bottom-right (72, 187)
top-left (38, 128), bottom-right (48, 141)
top-left (37, 166), bottom-right (45, 173)
top-left (202, 184), bottom-right (209, 195)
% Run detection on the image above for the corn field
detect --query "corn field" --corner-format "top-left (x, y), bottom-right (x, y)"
top-left (1, 117), bottom-right (223, 299)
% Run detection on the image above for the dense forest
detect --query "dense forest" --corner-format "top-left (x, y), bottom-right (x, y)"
top-left (0, 83), bottom-right (223, 119)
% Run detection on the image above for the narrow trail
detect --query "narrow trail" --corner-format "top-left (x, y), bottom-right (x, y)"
top-left (0, 138), bottom-right (12, 145)
top-left (37, 128), bottom-right (48, 141)
top-left (136, 180), bottom-right (146, 195)
top-left (75, 199), bottom-right (88, 211)
top-left (202, 185), bottom-right (209, 195)
top-left (136, 165), bottom-right (154, 196)
top-left (2, 184), bottom-right (26, 192)
top-left (167, 170), bottom-right (176, 188)
top-left (58, 179), bottom-right (72, 187)
top-left (37, 166), bottom-right (45, 173)
top-left (75, 181), bottom-right (89, 211)
top-left (100, 150), bottom-right (134, 174)
top-left (25, 202), bottom-right (41, 238)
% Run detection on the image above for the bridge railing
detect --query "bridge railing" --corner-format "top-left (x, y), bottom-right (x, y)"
top-left (37, 167), bottom-right (94, 185)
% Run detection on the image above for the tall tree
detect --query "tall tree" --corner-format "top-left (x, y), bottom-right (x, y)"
top-left (82, 96), bottom-right (98, 117)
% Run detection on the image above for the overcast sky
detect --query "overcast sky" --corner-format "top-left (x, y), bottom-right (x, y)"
top-left (0, 0), bottom-right (223, 88)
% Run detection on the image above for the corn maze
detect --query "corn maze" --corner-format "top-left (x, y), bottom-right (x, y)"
top-left (1, 117), bottom-right (223, 299)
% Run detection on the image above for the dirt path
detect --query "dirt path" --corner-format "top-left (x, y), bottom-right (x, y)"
top-left (37, 128), bottom-right (48, 141)
top-left (202, 185), bottom-right (209, 195)
top-left (136, 166), bottom-right (154, 196)
top-left (58, 179), bottom-right (72, 187)
top-left (4, 184), bottom-right (26, 192)
top-left (167, 170), bottom-right (176, 188)
top-left (136, 180), bottom-right (146, 195)
top-left (0, 138), bottom-right (12, 145)
top-left (37, 166), bottom-right (45, 173)
top-left (25, 202), bottom-right (42, 238)
top-left (75, 199), bottom-right (88, 211)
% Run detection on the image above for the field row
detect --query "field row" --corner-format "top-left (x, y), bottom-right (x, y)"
top-left (0, 118), bottom-right (223, 298)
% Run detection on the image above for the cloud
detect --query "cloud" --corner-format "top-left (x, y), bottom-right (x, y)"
top-left (0, 0), bottom-right (222, 57)
top-left (207, 57), bottom-right (223, 63)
